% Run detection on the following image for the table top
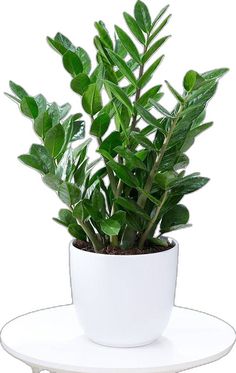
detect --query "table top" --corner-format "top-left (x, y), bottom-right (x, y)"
top-left (1, 305), bottom-right (235, 373)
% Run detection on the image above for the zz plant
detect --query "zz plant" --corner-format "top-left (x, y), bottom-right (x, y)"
top-left (6, 0), bottom-right (228, 253)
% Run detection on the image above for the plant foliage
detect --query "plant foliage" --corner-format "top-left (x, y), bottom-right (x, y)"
top-left (6, 1), bottom-right (228, 252)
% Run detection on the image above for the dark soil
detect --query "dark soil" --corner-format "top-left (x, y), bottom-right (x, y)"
top-left (73, 239), bottom-right (174, 255)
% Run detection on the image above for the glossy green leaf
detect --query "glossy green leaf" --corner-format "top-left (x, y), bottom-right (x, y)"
top-left (115, 25), bottom-right (141, 63)
top-left (190, 122), bottom-right (213, 138)
top-left (20, 97), bottom-right (39, 119)
top-left (44, 124), bottom-right (65, 158)
top-left (116, 197), bottom-right (150, 220)
top-left (130, 131), bottom-right (156, 150)
top-left (149, 99), bottom-right (175, 118)
top-left (202, 68), bottom-right (229, 81)
top-left (155, 171), bottom-right (176, 190)
top-left (82, 84), bottom-right (103, 115)
top-left (171, 176), bottom-right (210, 195)
top-left (43, 174), bottom-right (62, 191)
top-left (68, 223), bottom-right (86, 240)
top-left (95, 21), bottom-right (113, 49)
top-left (107, 50), bottom-right (137, 86)
top-left (99, 131), bottom-right (122, 157)
top-left (123, 12), bottom-right (145, 45)
top-left (58, 182), bottom-right (81, 206)
top-left (76, 47), bottom-right (92, 74)
top-left (143, 36), bottom-right (170, 63)
top-left (9, 81), bottom-right (28, 99)
top-left (63, 50), bottom-right (83, 77)
top-left (47, 37), bottom-right (68, 55)
top-left (137, 85), bottom-right (162, 106)
top-left (55, 33), bottom-right (75, 51)
top-left (151, 5), bottom-right (170, 31)
top-left (30, 144), bottom-right (55, 174)
top-left (90, 113), bottom-right (110, 137)
top-left (105, 81), bottom-right (133, 113)
top-left (34, 110), bottom-right (53, 138)
top-left (73, 201), bottom-right (90, 221)
top-left (18, 154), bottom-right (45, 173)
top-left (107, 160), bottom-right (139, 188)
top-left (71, 73), bottom-right (91, 95)
top-left (101, 217), bottom-right (121, 236)
top-left (134, 0), bottom-right (152, 33)
top-left (138, 55), bottom-right (164, 88)
top-left (148, 14), bottom-right (172, 45)
top-left (161, 204), bottom-right (190, 233)
top-left (165, 80), bottom-right (185, 103)
top-left (134, 103), bottom-right (166, 134)
top-left (114, 146), bottom-right (146, 170)
top-left (48, 102), bottom-right (60, 126)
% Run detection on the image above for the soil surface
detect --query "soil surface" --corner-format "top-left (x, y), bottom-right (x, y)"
top-left (73, 239), bottom-right (174, 255)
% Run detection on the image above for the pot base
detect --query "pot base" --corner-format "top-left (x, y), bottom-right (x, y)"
top-left (89, 337), bottom-right (158, 348)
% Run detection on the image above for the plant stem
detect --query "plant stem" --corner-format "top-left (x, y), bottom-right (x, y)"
top-left (139, 190), bottom-right (168, 249)
top-left (79, 220), bottom-right (103, 253)
top-left (137, 105), bottom-right (184, 209)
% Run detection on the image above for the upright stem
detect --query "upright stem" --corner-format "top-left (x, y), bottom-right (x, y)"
top-left (137, 105), bottom-right (184, 209)
top-left (139, 190), bottom-right (168, 249)
top-left (79, 220), bottom-right (103, 253)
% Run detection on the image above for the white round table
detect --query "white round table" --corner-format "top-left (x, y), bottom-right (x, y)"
top-left (1, 305), bottom-right (235, 373)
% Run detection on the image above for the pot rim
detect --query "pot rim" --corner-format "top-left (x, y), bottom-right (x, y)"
top-left (69, 237), bottom-right (178, 258)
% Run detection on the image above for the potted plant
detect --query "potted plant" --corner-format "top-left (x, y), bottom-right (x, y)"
top-left (5, 0), bottom-right (228, 347)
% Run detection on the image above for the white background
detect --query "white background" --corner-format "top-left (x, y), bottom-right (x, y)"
top-left (0, 0), bottom-right (235, 371)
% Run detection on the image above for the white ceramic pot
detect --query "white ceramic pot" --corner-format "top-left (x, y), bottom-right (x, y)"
top-left (69, 239), bottom-right (179, 347)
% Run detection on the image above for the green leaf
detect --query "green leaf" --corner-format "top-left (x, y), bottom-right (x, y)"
top-left (90, 113), bottom-right (110, 137)
top-left (82, 84), bottom-right (103, 115)
top-left (116, 197), bottom-right (151, 220)
top-left (142, 36), bottom-right (170, 63)
top-left (138, 55), bottom-right (164, 88)
top-left (43, 174), bottom-right (62, 191)
top-left (165, 80), bottom-right (185, 103)
top-left (63, 50), bottom-right (83, 77)
top-left (189, 122), bottom-right (213, 138)
top-left (48, 102), bottom-right (60, 126)
top-left (149, 99), bottom-right (175, 118)
top-left (92, 188), bottom-right (106, 212)
top-left (54, 33), bottom-right (75, 51)
top-left (99, 131), bottom-right (122, 157)
top-left (104, 81), bottom-right (133, 113)
top-left (134, 0), bottom-right (152, 33)
top-left (18, 154), bottom-right (45, 173)
top-left (95, 21), bottom-right (113, 49)
top-left (58, 182), bottom-right (81, 206)
top-left (30, 144), bottom-right (55, 174)
top-left (71, 73), bottom-right (91, 95)
top-left (101, 217), bottom-right (121, 236)
top-left (73, 201), bottom-right (90, 221)
top-left (34, 110), bottom-right (53, 139)
top-left (107, 50), bottom-right (137, 87)
top-left (34, 94), bottom-right (47, 114)
top-left (108, 160), bottom-right (139, 188)
top-left (20, 97), bottom-right (39, 119)
top-left (137, 188), bottom-right (160, 206)
top-left (74, 159), bottom-right (88, 186)
top-left (4, 92), bottom-right (21, 104)
top-left (172, 176), bottom-right (210, 195)
top-left (183, 70), bottom-right (205, 92)
top-left (123, 12), bottom-right (145, 45)
top-left (187, 81), bottom-right (218, 105)
top-left (151, 4), bottom-right (170, 31)
top-left (161, 204), bottom-right (190, 233)
top-left (115, 25), bottom-right (141, 64)
top-left (155, 171), bottom-right (177, 190)
top-left (47, 37), bottom-right (68, 55)
top-left (114, 146), bottom-right (146, 170)
top-left (148, 14), bottom-right (172, 45)
top-left (202, 68), bottom-right (229, 81)
top-left (130, 131), bottom-right (156, 150)
top-left (137, 85), bottom-right (162, 107)
top-left (57, 209), bottom-right (76, 226)
top-left (9, 81), bottom-right (28, 99)
top-left (76, 47), bottom-right (92, 74)
top-left (68, 223), bottom-right (86, 240)
top-left (44, 124), bottom-right (65, 158)
top-left (134, 103), bottom-right (166, 134)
